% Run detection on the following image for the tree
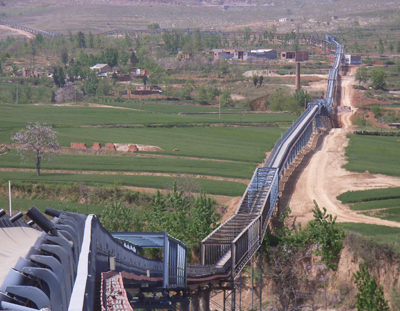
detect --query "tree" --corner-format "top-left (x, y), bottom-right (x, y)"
top-left (76, 31), bottom-right (86, 48)
top-left (197, 86), bottom-right (208, 105)
top-left (83, 69), bottom-right (99, 95)
top-left (96, 78), bottom-right (112, 96)
top-left (130, 51), bottom-right (139, 66)
top-left (309, 201), bottom-right (345, 271)
top-left (294, 88), bottom-right (310, 108)
top-left (101, 193), bottom-right (133, 232)
top-left (11, 63), bottom-right (19, 76)
top-left (388, 42), bottom-right (394, 53)
top-left (147, 23), bottom-right (160, 30)
top-left (53, 67), bottom-right (65, 88)
top-left (142, 75), bottom-right (148, 86)
top-left (190, 194), bottom-right (218, 242)
top-left (207, 86), bottom-right (221, 100)
top-left (378, 39), bottom-right (385, 55)
top-left (60, 48), bottom-right (68, 67)
top-left (370, 66), bottom-right (386, 90)
top-left (55, 82), bottom-right (83, 103)
top-left (219, 60), bottom-right (229, 76)
top-left (355, 66), bottom-right (368, 86)
top-left (118, 49), bottom-right (129, 66)
top-left (243, 27), bottom-right (252, 42)
top-left (353, 261), bottom-right (390, 311)
top-left (87, 32), bottom-right (94, 48)
top-left (371, 105), bottom-right (382, 118)
top-left (259, 75), bottom-right (263, 87)
top-left (99, 48), bottom-right (119, 67)
top-left (396, 41), bottom-right (400, 54)
top-left (220, 90), bottom-right (233, 107)
top-left (293, 38), bottom-right (299, 52)
top-left (11, 122), bottom-right (60, 176)
top-left (252, 75), bottom-right (258, 87)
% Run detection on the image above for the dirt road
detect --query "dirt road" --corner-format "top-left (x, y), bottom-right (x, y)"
top-left (0, 25), bottom-right (35, 39)
top-left (284, 67), bottom-right (400, 227)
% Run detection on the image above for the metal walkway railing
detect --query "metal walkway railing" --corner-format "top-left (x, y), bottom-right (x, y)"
top-left (0, 33), bottom-right (343, 311)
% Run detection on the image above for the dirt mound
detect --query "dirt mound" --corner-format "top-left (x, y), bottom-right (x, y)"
top-left (354, 170), bottom-right (376, 179)
top-left (136, 144), bottom-right (163, 152)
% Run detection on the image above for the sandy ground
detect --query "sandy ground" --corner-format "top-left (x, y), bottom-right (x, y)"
top-left (284, 67), bottom-right (400, 227)
top-left (0, 25), bottom-right (35, 39)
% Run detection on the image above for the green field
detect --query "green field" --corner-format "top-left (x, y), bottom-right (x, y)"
top-left (350, 198), bottom-right (400, 211)
top-left (0, 103), bottom-right (296, 130)
top-left (337, 223), bottom-right (400, 245)
top-left (1, 197), bottom-right (105, 215)
top-left (0, 171), bottom-right (247, 197)
top-left (0, 149), bottom-right (255, 179)
top-left (338, 188), bottom-right (400, 223)
top-left (48, 126), bottom-right (282, 162)
top-left (338, 187), bottom-right (400, 204)
top-left (0, 100), bottom-right (292, 197)
top-left (343, 135), bottom-right (400, 177)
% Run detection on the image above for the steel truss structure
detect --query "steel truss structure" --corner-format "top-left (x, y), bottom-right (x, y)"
top-left (0, 34), bottom-right (343, 311)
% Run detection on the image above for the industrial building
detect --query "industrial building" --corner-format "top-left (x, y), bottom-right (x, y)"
top-left (281, 51), bottom-right (309, 61)
top-left (344, 54), bottom-right (362, 65)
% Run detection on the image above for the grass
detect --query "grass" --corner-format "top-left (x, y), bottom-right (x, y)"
top-left (0, 102), bottom-right (296, 131)
top-left (1, 197), bottom-right (105, 215)
top-left (343, 135), bottom-right (400, 177)
top-left (337, 187), bottom-right (400, 204)
top-left (374, 207), bottom-right (400, 222)
top-left (350, 198), bottom-right (400, 211)
top-left (0, 149), bottom-right (255, 179)
top-left (0, 171), bottom-right (247, 197)
top-left (56, 126), bottom-right (282, 162)
top-left (337, 223), bottom-right (400, 245)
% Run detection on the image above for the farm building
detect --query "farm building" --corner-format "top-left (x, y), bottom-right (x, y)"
top-left (279, 18), bottom-right (293, 22)
top-left (281, 51), bottom-right (309, 61)
top-left (248, 49), bottom-right (277, 60)
top-left (344, 54), bottom-right (362, 65)
top-left (211, 49), bottom-right (248, 60)
top-left (90, 64), bottom-right (112, 74)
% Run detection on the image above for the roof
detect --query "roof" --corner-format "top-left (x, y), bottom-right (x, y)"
top-left (90, 64), bottom-right (110, 69)
top-left (250, 49), bottom-right (275, 53)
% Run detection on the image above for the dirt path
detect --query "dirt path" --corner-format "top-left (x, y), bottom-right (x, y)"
top-left (0, 167), bottom-right (249, 185)
top-left (285, 68), bottom-right (400, 228)
top-left (53, 102), bottom-right (142, 111)
top-left (0, 25), bottom-right (35, 39)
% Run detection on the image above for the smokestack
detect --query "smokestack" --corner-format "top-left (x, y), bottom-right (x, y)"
top-left (295, 62), bottom-right (301, 91)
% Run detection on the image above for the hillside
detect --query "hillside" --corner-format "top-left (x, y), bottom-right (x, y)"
top-left (1, 0), bottom-right (400, 33)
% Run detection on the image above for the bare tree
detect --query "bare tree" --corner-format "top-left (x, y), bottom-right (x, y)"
top-left (12, 122), bottom-right (60, 176)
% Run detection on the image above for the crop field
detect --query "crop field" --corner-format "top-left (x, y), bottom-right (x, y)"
top-left (343, 135), bottom-right (400, 177)
top-left (338, 187), bottom-right (400, 204)
top-left (0, 100), bottom-right (289, 197)
top-left (0, 197), bottom-right (106, 215)
top-left (338, 188), bottom-right (400, 223)
top-left (0, 102), bottom-right (296, 130)
top-left (0, 149), bottom-right (256, 179)
top-left (337, 223), bottom-right (400, 245)
top-left (0, 171), bottom-right (247, 197)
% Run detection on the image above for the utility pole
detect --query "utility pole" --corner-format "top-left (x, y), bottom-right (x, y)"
top-left (16, 84), bottom-right (18, 104)
top-left (219, 96), bottom-right (221, 119)
top-left (8, 181), bottom-right (12, 216)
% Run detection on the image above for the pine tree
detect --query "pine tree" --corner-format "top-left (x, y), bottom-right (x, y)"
top-left (353, 261), bottom-right (390, 311)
